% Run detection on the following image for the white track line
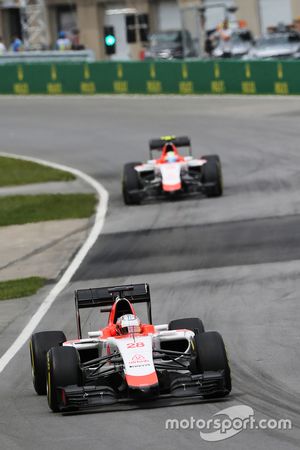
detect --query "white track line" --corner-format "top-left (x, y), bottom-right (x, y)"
top-left (0, 152), bottom-right (109, 373)
top-left (1, 94), bottom-right (300, 100)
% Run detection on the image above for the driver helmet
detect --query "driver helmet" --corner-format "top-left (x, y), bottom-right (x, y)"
top-left (116, 314), bottom-right (142, 335)
top-left (165, 150), bottom-right (177, 163)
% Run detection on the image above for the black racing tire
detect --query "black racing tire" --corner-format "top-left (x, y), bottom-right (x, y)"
top-left (202, 158), bottom-right (223, 197)
top-left (30, 331), bottom-right (66, 395)
top-left (47, 346), bottom-right (80, 412)
top-left (169, 318), bottom-right (205, 373)
top-left (194, 331), bottom-right (231, 397)
top-left (122, 162), bottom-right (142, 205)
top-left (169, 317), bottom-right (205, 334)
top-left (202, 154), bottom-right (220, 164)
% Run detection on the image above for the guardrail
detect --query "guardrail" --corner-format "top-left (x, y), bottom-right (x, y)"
top-left (0, 60), bottom-right (298, 95)
top-left (0, 50), bottom-right (95, 64)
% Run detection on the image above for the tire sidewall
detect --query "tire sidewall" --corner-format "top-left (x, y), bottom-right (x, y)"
top-left (47, 346), bottom-right (80, 412)
top-left (202, 158), bottom-right (223, 197)
top-left (169, 318), bottom-right (205, 373)
top-left (169, 317), bottom-right (205, 334)
top-left (30, 331), bottom-right (66, 395)
top-left (194, 331), bottom-right (231, 393)
top-left (122, 162), bottom-right (142, 205)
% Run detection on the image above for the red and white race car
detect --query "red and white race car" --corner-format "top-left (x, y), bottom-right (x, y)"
top-left (122, 136), bottom-right (223, 205)
top-left (30, 284), bottom-right (231, 412)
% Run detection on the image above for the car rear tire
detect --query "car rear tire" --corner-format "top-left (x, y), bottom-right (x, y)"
top-left (202, 154), bottom-right (220, 163)
top-left (202, 156), bottom-right (223, 197)
top-left (47, 346), bottom-right (80, 412)
top-left (122, 162), bottom-right (142, 205)
top-left (194, 331), bottom-right (231, 397)
top-left (30, 331), bottom-right (66, 395)
top-left (168, 318), bottom-right (205, 371)
top-left (169, 317), bottom-right (205, 334)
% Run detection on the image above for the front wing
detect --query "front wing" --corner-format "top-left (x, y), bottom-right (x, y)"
top-left (132, 169), bottom-right (216, 200)
top-left (57, 370), bottom-right (227, 411)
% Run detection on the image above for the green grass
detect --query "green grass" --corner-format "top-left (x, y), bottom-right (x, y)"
top-left (0, 156), bottom-right (75, 187)
top-left (0, 277), bottom-right (47, 300)
top-left (0, 193), bottom-right (97, 226)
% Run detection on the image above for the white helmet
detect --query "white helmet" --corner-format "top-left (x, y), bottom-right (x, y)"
top-left (116, 314), bottom-right (142, 335)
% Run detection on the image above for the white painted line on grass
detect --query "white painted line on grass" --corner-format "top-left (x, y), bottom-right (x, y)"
top-left (0, 152), bottom-right (109, 373)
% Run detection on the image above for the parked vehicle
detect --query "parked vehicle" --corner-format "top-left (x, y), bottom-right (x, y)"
top-left (245, 32), bottom-right (300, 59)
top-left (144, 30), bottom-right (197, 60)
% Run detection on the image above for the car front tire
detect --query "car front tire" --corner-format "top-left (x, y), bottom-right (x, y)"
top-left (30, 331), bottom-right (66, 395)
top-left (122, 162), bottom-right (142, 205)
top-left (47, 346), bottom-right (81, 412)
top-left (202, 155), bottom-right (223, 197)
top-left (194, 331), bottom-right (231, 397)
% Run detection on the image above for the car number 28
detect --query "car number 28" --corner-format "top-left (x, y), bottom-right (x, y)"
top-left (127, 342), bottom-right (145, 349)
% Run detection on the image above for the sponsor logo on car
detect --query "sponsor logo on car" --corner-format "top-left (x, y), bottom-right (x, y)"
top-left (129, 353), bottom-right (150, 368)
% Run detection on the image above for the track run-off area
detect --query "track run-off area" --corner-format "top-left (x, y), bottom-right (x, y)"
top-left (0, 95), bottom-right (299, 450)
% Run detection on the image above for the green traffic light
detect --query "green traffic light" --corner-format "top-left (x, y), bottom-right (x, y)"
top-left (105, 34), bottom-right (116, 46)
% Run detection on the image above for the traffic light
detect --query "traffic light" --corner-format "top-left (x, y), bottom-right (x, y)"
top-left (104, 26), bottom-right (116, 55)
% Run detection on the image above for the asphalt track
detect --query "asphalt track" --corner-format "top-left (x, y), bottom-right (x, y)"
top-left (0, 96), bottom-right (300, 450)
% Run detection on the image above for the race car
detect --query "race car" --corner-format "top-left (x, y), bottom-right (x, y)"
top-left (122, 136), bottom-right (223, 205)
top-left (29, 284), bottom-right (231, 412)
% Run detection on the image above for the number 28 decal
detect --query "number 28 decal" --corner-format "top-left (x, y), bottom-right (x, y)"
top-left (127, 342), bottom-right (145, 349)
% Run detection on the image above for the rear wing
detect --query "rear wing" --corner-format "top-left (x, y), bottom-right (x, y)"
top-left (149, 136), bottom-right (192, 157)
top-left (75, 283), bottom-right (152, 338)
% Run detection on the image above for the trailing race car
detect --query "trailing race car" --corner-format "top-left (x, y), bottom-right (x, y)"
top-left (30, 284), bottom-right (231, 412)
top-left (122, 136), bottom-right (223, 205)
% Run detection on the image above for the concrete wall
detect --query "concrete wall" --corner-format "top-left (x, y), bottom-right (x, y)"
top-left (0, 9), bottom-right (4, 41)
top-left (77, 0), bottom-right (101, 59)
top-left (291, 0), bottom-right (300, 19)
top-left (236, 0), bottom-right (261, 36)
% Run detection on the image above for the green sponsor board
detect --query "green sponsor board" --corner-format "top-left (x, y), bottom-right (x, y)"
top-left (0, 60), bottom-right (299, 95)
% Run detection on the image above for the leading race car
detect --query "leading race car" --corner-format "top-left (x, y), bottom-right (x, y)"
top-left (30, 284), bottom-right (231, 412)
top-left (122, 136), bottom-right (223, 205)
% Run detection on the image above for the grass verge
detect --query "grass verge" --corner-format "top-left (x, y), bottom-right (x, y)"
top-left (0, 193), bottom-right (97, 226)
top-left (0, 277), bottom-right (47, 300)
top-left (0, 156), bottom-right (75, 186)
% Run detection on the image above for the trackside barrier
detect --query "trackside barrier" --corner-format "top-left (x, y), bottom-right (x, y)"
top-left (0, 60), bottom-right (299, 95)
top-left (0, 50), bottom-right (95, 65)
